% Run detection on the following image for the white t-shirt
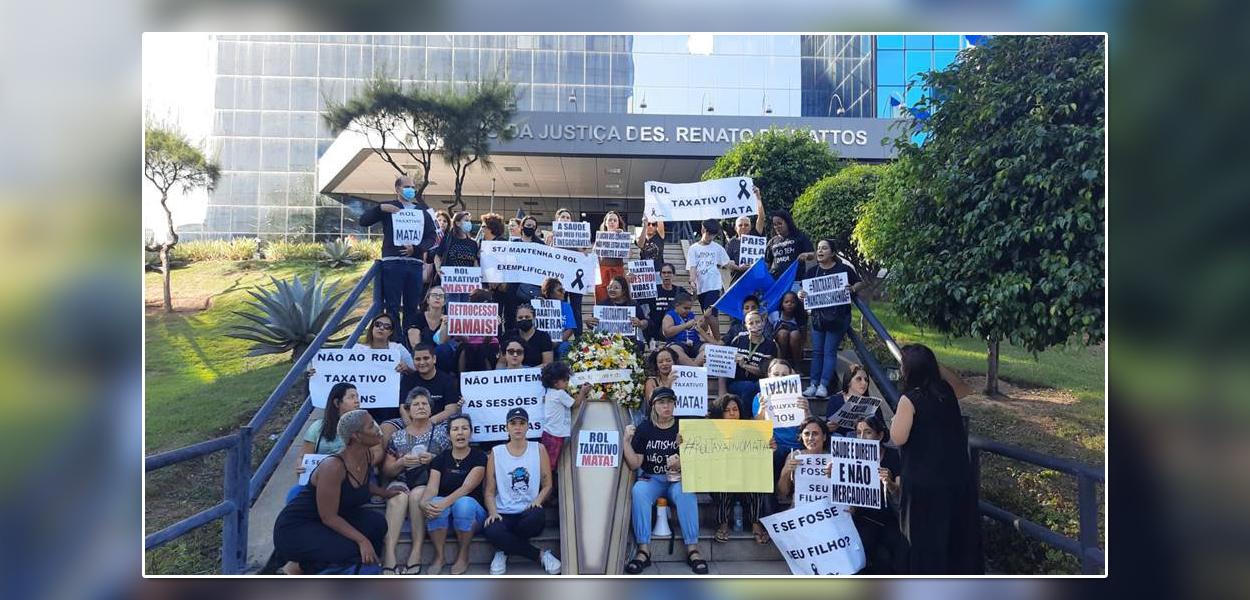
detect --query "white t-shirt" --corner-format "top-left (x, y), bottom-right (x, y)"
top-left (685, 242), bottom-right (731, 294)
top-left (492, 442), bottom-right (541, 514)
top-left (542, 388), bottom-right (576, 437)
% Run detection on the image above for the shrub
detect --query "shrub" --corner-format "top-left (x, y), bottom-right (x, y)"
top-left (226, 271), bottom-right (361, 361)
top-left (262, 241), bottom-right (323, 261)
top-left (321, 239), bottom-right (356, 268)
top-left (170, 239), bottom-right (260, 262)
top-left (351, 238), bottom-right (383, 261)
top-left (702, 128), bottom-right (843, 214)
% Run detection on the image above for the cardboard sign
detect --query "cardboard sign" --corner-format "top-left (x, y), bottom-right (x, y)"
top-left (761, 501), bottom-right (866, 575)
top-left (569, 369), bottom-right (634, 386)
top-left (530, 299), bottom-right (565, 338)
top-left (760, 374), bottom-right (805, 427)
top-left (644, 176), bottom-right (759, 222)
top-left (829, 438), bottom-right (884, 509)
top-left (829, 395), bottom-right (883, 431)
top-left (391, 208), bottom-right (427, 246)
top-left (298, 453), bottom-right (330, 486)
top-left (575, 430), bottom-right (620, 468)
top-left (739, 234), bottom-right (766, 265)
top-left (552, 221), bottom-right (592, 248)
top-left (309, 348), bottom-right (402, 409)
top-left (459, 368), bottom-right (544, 442)
top-left (594, 230), bottom-right (632, 259)
top-left (704, 344), bottom-right (739, 378)
top-left (671, 365), bottom-right (708, 417)
top-left (679, 419), bottom-right (774, 492)
top-left (446, 302), bottom-right (500, 337)
top-left (626, 259), bottom-right (657, 300)
top-left (801, 272), bottom-right (850, 310)
top-left (593, 305), bottom-right (634, 336)
top-left (479, 241), bottom-right (600, 296)
top-left (440, 266), bottom-right (482, 295)
top-left (794, 453), bottom-right (832, 506)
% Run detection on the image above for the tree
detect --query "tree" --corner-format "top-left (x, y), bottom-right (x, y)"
top-left (143, 121), bottom-right (220, 312)
top-left (792, 163), bottom-right (887, 293)
top-left (435, 80), bottom-right (517, 211)
top-left (702, 128), bottom-right (843, 214)
top-left (857, 35), bottom-right (1105, 395)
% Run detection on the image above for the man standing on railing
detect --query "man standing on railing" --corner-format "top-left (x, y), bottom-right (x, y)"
top-left (360, 175), bottom-right (440, 342)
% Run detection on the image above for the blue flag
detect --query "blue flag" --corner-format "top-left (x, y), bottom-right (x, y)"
top-left (759, 261), bottom-right (800, 317)
top-left (712, 259), bottom-right (775, 321)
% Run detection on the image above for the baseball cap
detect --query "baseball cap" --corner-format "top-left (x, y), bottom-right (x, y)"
top-left (650, 387), bottom-right (677, 403)
top-left (506, 407), bottom-right (530, 423)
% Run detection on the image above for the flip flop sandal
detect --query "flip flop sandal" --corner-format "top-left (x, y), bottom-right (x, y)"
top-left (753, 530), bottom-right (771, 545)
top-left (686, 550), bottom-right (709, 575)
top-left (382, 566), bottom-right (399, 575)
top-left (714, 526), bottom-right (730, 543)
top-left (624, 550), bottom-right (652, 574)
top-left (404, 563), bottom-right (421, 575)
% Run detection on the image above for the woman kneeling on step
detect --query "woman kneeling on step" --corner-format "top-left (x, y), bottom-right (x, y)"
top-left (623, 387), bottom-right (707, 575)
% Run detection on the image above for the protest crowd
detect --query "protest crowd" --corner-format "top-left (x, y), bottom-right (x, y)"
top-left (273, 175), bottom-right (982, 576)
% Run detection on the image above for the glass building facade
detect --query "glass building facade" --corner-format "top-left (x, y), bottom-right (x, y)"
top-left (188, 34), bottom-right (971, 241)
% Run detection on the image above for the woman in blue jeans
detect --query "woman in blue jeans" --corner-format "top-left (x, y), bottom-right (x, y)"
top-left (419, 414), bottom-right (488, 575)
top-left (797, 239), bottom-right (864, 398)
top-left (623, 387), bottom-right (708, 575)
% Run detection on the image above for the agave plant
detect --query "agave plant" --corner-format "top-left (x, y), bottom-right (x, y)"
top-left (321, 239), bottom-right (356, 268)
top-left (227, 272), bottom-right (361, 361)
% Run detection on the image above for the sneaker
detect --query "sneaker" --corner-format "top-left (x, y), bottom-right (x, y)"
top-left (490, 551), bottom-right (507, 575)
top-left (814, 384), bottom-right (829, 398)
top-left (540, 549), bottom-right (562, 575)
top-left (803, 384), bottom-right (819, 397)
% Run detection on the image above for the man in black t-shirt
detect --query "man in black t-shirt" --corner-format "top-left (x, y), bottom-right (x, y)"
top-left (405, 343), bottom-right (462, 424)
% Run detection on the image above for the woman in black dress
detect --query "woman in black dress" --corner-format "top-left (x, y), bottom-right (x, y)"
top-left (889, 344), bottom-right (984, 574)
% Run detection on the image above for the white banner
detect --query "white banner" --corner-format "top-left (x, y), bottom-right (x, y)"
top-left (760, 374), bottom-right (805, 427)
top-left (801, 272), bottom-right (850, 310)
top-left (569, 369), bottom-right (634, 386)
top-left (440, 266), bottom-right (482, 295)
top-left (704, 344), bottom-right (739, 378)
top-left (460, 368), bottom-right (544, 442)
top-left (446, 302), bottom-right (500, 337)
top-left (794, 453), bottom-right (832, 506)
top-left (593, 305), bottom-right (634, 336)
top-left (626, 259), bottom-right (657, 299)
top-left (761, 501), bottom-right (866, 575)
top-left (310, 348), bottom-right (402, 409)
top-left (391, 208), bottom-right (427, 246)
top-left (593, 230), bottom-right (632, 259)
top-left (298, 453), bottom-right (330, 486)
top-left (829, 395), bottom-right (883, 431)
top-left (739, 235), bottom-right (767, 265)
top-left (643, 176), bottom-right (759, 222)
top-left (576, 430), bottom-right (620, 468)
top-left (829, 438), bottom-right (884, 509)
top-left (530, 299), bottom-right (565, 338)
top-left (552, 221), bottom-right (592, 248)
top-left (480, 241), bottom-right (600, 296)
top-left (672, 365), bottom-right (708, 417)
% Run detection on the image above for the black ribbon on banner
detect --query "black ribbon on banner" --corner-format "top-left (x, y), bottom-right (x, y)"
top-left (571, 269), bottom-right (586, 290)
top-left (738, 179), bottom-right (750, 199)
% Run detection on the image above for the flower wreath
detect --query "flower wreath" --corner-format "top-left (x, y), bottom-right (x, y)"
top-left (565, 329), bottom-right (646, 409)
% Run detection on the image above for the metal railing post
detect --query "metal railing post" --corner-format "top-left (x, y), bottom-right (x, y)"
top-left (1077, 473), bottom-right (1099, 575)
top-left (221, 426), bottom-right (253, 574)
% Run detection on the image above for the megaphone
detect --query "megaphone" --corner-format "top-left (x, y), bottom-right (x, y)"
top-left (652, 498), bottom-right (673, 539)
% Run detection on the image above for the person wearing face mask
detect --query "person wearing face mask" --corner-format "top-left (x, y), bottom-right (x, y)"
top-left (436, 211), bottom-right (479, 303)
top-left (500, 305), bottom-right (555, 368)
top-left (506, 214), bottom-right (546, 322)
top-left (359, 175), bottom-right (440, 339)
top-left (520, 215), bottom-right (543, 243)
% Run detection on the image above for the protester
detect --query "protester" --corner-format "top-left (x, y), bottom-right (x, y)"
top-left (405, 285), bottom-right (456, 372)
top-left (660, 290), bottom-right (714, 366)
top-left (506, 214), bottom-right (547, 320)
top-left (718, 310), bottom-right (775, 408)
top-left (585, 276), bottom-right (648, 350)
top-left (752, 358), bottom-right (811, 489)
top-left (724, 189), bottom-right (767, 283)
top-left (890, 344), bottom-right (984, 574)
top-left (852, 414), bottom-right (908, 574)
top-left (273, 410), bottom-right (398, 574)
top-left (520, 215), bottom-right (544, 244)
top-left (379, 388), bottom-right (451, 574)
top-left (437, 211), bottom-right (480, 302)
top-left (776, 416), bottom-right (830, 501)
top-left (483, 407), bottom-right (561, 575)
top-left (394, 344), bottom-right (462, 437)
top-left (798, 239), bottom-right (865, 398)
top-left (770, 292), bottom-right (808, 369)
top-left (318, 312), bottom-right (412, 423)
top-left (637, 218), bottom-right (666, 272)
top-left (539, 361), bottom-right (591, 471)
top-left (456, 288), bottom-right (501, 372)
top-left (497, 337), bottom-right (528, 370)
top-left (419, 414), bottom-right (489, 575)
top-left (825, 363), bottom-right (870, 437)
top-left (709, 394), bottom-right (771, 545)
top-left (540, 276), bottom-right (579, 358)
top-left (359, 175), bottom-right (439, 338)
top-left (685, 218), bottom-right (731, 341)
top-left (507, 217), bottom-right (524, 242)
top-left (594, 211), bottom-right (628, 303)
top-left (623, 387), bottom-right (706, 575)
top-left (296, 383), bottom-right (360, 478)
top-left (764, 209), bottom-right (814, 284)
top-left (502, 304), bottom-right (555, 368)
top-left (642, 346), bottom-right (680, 419)
top-left (429, 210), bottom-right (452, 286)
top-left (549, 208), bottom-right (586, 331)
top-left (647, 263), bottom-right (688, 341)
top-left (721, 295), bottom-right (774, 344)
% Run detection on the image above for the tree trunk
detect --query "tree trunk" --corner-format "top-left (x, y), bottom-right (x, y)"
top-left (160, 190), bottom-right (177, 313)
top-left (985, 338), bottom-right (1000, 396)
top-left (161, 244), bottom-right (173, 312)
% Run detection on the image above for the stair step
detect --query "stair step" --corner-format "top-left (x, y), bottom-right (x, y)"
top-left (392, 527), bottom-right (561, 565)
top-left (639, 526), bottom-right (785, 563)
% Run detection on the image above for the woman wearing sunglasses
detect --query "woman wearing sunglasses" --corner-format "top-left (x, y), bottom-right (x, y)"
top-left (307, 312), bottom-right (415, 424)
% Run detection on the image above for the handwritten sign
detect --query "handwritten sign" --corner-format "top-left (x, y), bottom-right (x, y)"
top-left (739, 235), bottom-right (766, 265)
top-left (627, 259), bottom-right (657, 299)
top-left (479, 241), bottom-right (600, 296)
top-left (552, 221), bottom-right (592, 248)
top-left (310, 348), bottom-right (401, 409)
top-left (459, 368), bottom-right (543, 442)
top-left (679, 419), bottom-right (774, 492)
top-left (447, 302), bottom-right (499, 337)
top-left (594, 230), bottom-right (632, 259)
top-left (440, 266), bottom-right (482, 295)
top-left (593, 305), bottom-right (634, 335)
top-left (829, 395), bottom-right (883, 431)
top-left (672, 365), bottom-right (708, 417)
top-left (576, 430), bottom-right (620, 468)
top-left (569, 369), bottom-right (634, 386)
top-left (761, 501), bottom-right (866, 575)
top-left (704, 344), bottom-right (739, 378)
top-left (298, 453), bottom-right (330, 486)
top-left (530, 299), bottom-right (564, 338)
top-left (760, 374), bottom-right (805, 427)
top-left (801, 272), bottom-right (850, 310)
top-left (391, 208), bottom-right (427, 246)
top-left (794, 453), bottom-right (831, 506)
top-left (644, 177), bottom-right (759, 222)
top-left (829, 438), bottom-right (883, 509)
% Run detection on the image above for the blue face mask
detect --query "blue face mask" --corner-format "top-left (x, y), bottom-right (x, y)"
top-left (400, 187), bottom-right (416, 201)
top-left (460, 221), bottom-right (473, 233)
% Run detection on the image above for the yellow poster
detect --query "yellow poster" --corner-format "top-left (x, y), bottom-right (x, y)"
top-left (679, 420), bottom-right (774, 492)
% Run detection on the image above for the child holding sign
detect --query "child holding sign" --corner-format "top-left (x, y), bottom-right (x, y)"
top-left (538, 361), bottom-right (592, 471)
